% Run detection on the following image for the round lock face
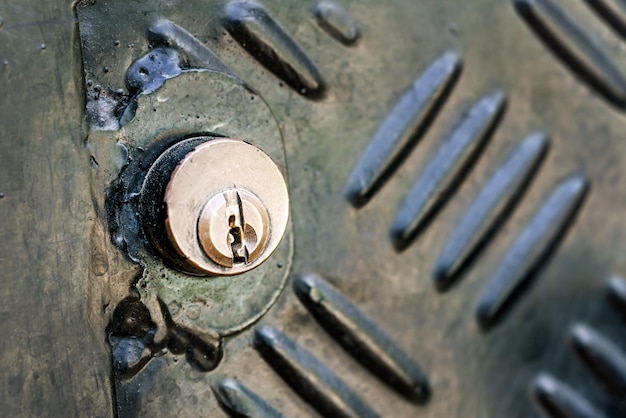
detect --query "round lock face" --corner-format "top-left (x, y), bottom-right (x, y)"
top-left (197, 188), bottom-right (270, 268)
top-left (158, 138), bottom-right (289, 276)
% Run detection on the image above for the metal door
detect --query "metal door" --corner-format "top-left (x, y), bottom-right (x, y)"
top-left (1, 0), bottom-right (625, 416)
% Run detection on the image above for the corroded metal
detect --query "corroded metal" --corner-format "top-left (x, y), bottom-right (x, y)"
top-left (1, 0), bottom-right (626, 417)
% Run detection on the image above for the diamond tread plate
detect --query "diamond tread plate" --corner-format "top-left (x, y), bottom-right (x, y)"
top-left (1, 0), bottom-right (626, 417)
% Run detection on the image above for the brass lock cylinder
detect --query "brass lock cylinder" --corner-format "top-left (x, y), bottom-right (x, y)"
top-left (139, 136), bottom-right (289, 276)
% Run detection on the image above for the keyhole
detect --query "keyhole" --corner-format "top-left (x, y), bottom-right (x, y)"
top-left (228, 214), bottom-right (248, 264)
top-left (225, 191), bottom-right (250, 265)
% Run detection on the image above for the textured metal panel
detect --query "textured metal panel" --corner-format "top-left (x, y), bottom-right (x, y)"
top-left (1, 0), bottom-right (626, 417)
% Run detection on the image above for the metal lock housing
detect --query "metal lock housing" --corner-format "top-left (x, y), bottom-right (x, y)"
top-left (140, 136), bottom-right (289, 276)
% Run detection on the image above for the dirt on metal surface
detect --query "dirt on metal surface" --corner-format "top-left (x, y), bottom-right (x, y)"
top-left (1, 0), bottom-right (626, 417)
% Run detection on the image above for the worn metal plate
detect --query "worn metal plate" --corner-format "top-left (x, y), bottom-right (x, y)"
top-left (1, 0), bottom-right (626, 417)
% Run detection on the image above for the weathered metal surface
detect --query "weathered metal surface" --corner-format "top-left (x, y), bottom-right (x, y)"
top-left (0, 2), bottom-right (113, 417)
top-left (1, 0), bottom-right (626, 417)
